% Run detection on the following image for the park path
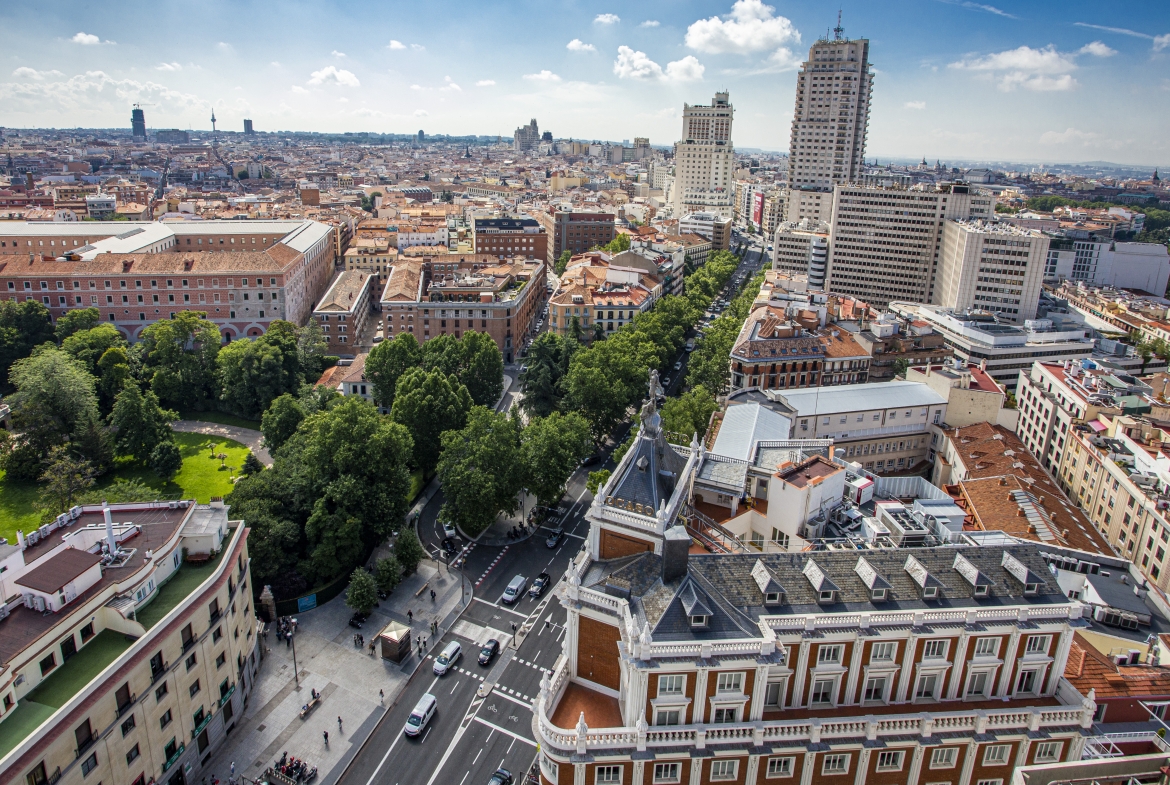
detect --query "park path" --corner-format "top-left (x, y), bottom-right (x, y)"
top-left (171, 420), bottom-right (272, 466)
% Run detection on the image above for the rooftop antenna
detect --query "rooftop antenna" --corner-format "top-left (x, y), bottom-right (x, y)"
top-left (833, 10), bottom-right (844, 41)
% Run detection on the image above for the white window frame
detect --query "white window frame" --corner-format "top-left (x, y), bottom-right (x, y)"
top-left (1025, 635), bottom-right (1051, 655)
top-left (923, 639), bottom-right (949, 660)
top-left (811, 677), bottom-right (837, 706)
top-left (1034, 741), bottom-right (1062, 763)
top-left (915, 673), bottom-right (939, 701)
top-left (655, 708), bottom-right (681, 726)
top-left (973, 637), bottom-right (999, 658)
top-left (595, 766), bottom-right (622, 785)
top-left (658, 674), bottom-right (685, 697)
top-left (863, 675), bottom-right (888, 703)
top-left (871, 642), bottom-right (896, 663)
top-left (653, 763), bottom-right (681, 784)
top-left (817, 645), bottom-right (843, 665)
top-left (711, 706), bottom-right (739, 724)
top-left (1016, 668), bottom-right (1039, 695)
top-left (976, 780), bottom-right (1004, 785)
top-left (715, 672), bottom-right (743, 694)
top-left (766, 757), bottom-right (795, 779)
top-left (876, 751), bottom-right (905, 772)
top-left (710, 760), bottom-right (738, 782)
top-left (930, 748), bottom-right (957, 769)
top-left (822, 754), bottom-right (850, 776)
top-left (966, 670), bottom-right (991, 698)
top-left (983, 745), bottom-right (1011, 766)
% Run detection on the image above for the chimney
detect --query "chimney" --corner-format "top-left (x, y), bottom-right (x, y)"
top-left (102, 501), bottom-right (117, 555)
top-left (662, 525), bottom-right (691, 583)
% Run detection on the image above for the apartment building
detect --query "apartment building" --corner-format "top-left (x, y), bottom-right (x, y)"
top-left (852, 315), bottom-right (955, 381)
top-left (395, 220), bottom-right (449, 251)
top-left (773, 220), bottom-right (830, 287)
top-left (823, 185), bottom-right (993, 308)
top-left (729, 307), bottom-right (870, 393)
top-left (0, 501), bottom-right (259, 785)
top-left (342, 236), bottom-right (395, 286)
top-left (672, 92), bottom-right (735, 219)
top-left (936, 221), bottom-right (1049, 324)
top-left (312, 270), bottom-right (374, 357)
top-left (535, 209), bottom-right (616, 266)
top-left (678, 213), bottom-right (732, 250)
top-left (379, 255), bottom-right (545, 363)
top-left (548, 253), bottom-right (660, 342)
top-left (534, 397), bottom-right (1097, 785)
top-left (471, 217), bottom-right (548, 261)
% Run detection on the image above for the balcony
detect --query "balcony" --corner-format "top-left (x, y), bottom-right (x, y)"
top-left (162, 743), bottom-right (186, 773)
top-left (219, 683), bottom-right (236, 708)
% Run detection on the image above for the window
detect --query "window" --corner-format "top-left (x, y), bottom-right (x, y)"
top-left (652, 763), bottom-right (681, 784)
top-left (655, 709), bottom-right (681, 726)
top-left (127, 744), bottom-right (140, 764)
top-left (871, 642), bottom-right (896, 662)
top-left (658, 675), bottom-right (685, 696)
top-left (1016, 669), bottom-right (1038, 694)
top-left (716, 673), bottom-right (743, 693)
top-left (189, 680), bottom-right (200, 698)
top-left (712, 707), bottom-right (738, 723)
top-left (766, 757), bottom-right (795, 779)
top-left (155, 682), bottom-right (168, 701)
top-left (1024, 635), bottom-right (1050, 655)
top-left (811, 678), bottom-right (835, 705)
top-left (983, 745), bottom-right (1011, 766)
top-left (923, 640), bottom-right (948, 660)
top-left (159, 709), bottom-right (173, 729)
top-left (966, 672), bottom-right (989, 698)
top-left (80, 622), bottom-right (94, 643)
top-left (186, 653), bottom-right (197, 671)
top-left (216, 652), bottom-right (226, 668)
top-left (822, 754), bottom-right (850, 775)
top-left (930, 748), bottom-right (957, 769)
top-left (121, 714), bottom-right (136, 736)
top-left (710, 760), bottom-right (738, 781)
top-left (973, 638), bottom-right (999, 657)
top-left (915, 674), bottom-right (938, 700)
top-left (595, 766), bottom-right (621, 785)
top-left (876, 751), bottom-right (904, 772)
top-left (817, 645), bottom-right (843, 665)
top-left (80, 753), bottom-right (98, 777)
top-left (976, 780), bottom-right (1003, 785)
top-left (764, 681), bottom-right (784, 707)
top-left (39, 653), bottom-right (56, 676)
top-left (1033, 741), bottom-right (1062, 763)
top-left (863, 676), bottom-right (887, 703)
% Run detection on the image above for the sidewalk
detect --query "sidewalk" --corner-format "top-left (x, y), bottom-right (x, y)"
top-left (200, 559), bottom-right (468, 785)
top-left (467, 491), bottom-right (543, 547)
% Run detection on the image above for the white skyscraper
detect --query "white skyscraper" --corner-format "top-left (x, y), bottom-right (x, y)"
top-left (672, 91), bottom-right (734, 219)
top-left (785, 24), bottom-right (874, 223)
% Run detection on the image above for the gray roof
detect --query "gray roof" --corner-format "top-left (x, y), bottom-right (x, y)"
top-left (775, 381), bottom-right (948, 418)
top-left (609, 419), bottom-right (690, 513)
top-left (710, 402), bottom-right (791, 462)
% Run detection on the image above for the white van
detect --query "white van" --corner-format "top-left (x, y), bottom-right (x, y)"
top-left (501, 574), bottom-right (527, 605)
top-left (433, 641), bottom-right (462, 676)
top-left (404, 693), bottom-right (436, 737)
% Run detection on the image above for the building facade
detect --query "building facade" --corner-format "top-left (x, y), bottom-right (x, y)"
top-left (312, 270), bottom-right (374, 356)
top-left (936, 221), bottom-right (1049, 324)
top-left (536, 210), bottom-right (617, 266)
top-left (773, 220), bottom-right (830, 288)
top-left (472, 217), bottom-right (548, 261)
top-left (672, 93), bottom-right (735, 219)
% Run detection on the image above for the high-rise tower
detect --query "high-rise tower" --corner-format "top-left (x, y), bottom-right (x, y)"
top-left (785, 20), bottom-right (874, 223)
top-left (671, 91), bottom-right (734, 219)
top-left (131, 104), bottom-right (146, 138)
top-left (210, 110), bottom-right (217, 135)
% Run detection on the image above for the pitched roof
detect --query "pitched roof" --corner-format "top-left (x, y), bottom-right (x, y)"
top-left (1064, 631), bottom-right (1170, 698)
top-left (15, 548), bottom-right (102, 594)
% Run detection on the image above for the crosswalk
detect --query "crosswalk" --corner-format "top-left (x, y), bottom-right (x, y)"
top-left (474, 545), bottom-right (509, 588)
top-left (423, 654), bottom-right (485, 682)
top-left (512, 657), bottom-right (551, 675)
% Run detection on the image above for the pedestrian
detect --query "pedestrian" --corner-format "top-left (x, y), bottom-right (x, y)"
top-left (231, 763), bottom-right (236, 777)
top-left (286, 632), bottom-right (291, 648)
top-left (430, 588), bottom-right (436, 601)
top-left (407, 610), bottom-right (413, 624)
top-left (379, 688), bottom-right (384, 702)
top-left (337, 715), bottom-right (343, 731)
top-left (323, 730), bottom-right (329, 746)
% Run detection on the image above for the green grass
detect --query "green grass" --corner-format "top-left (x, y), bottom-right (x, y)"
top-left (0, 433), bottom-right (251, 545)
top-left (135, 540), bottom-right (231, 629)
top-left (178, 410), bottom-right (261, 430)
top-left (409, 469), bottom-right (425, 503)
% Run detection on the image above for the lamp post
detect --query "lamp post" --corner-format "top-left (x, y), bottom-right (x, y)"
top-left (291, 627), bottom-right (299, 688)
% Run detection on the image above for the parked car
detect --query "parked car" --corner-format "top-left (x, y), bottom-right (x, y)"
top-left (348, 612), bottom-right (367, 629)
top-left (487, 769), bottom-right (513, 785)
top-left (529, 572), bottom-right (551, 598)
top-left (501, 574), bottom-right (528, 604)
top-left (478, 639), bottom-right (500, 665)
top-left (545, 528), bottom-right (565, 549)
top-left (404, 693), bottom-right (437, 737)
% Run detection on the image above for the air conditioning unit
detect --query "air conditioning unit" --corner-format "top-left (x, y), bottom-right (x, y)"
top-left (168, 501), bottom-right (178, 509)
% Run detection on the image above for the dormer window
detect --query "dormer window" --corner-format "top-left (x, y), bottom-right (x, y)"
top-left (765, 592), bottom-right (782, 605)
top-left (871, 588), bottom-right (887, 601)
top-left (818, 590), bottom-right (835, 603)
top-left (1024, 582), bottom-right (1038, 595)
top-left (923, 586), bottom-right (938, 599)
top-left (973, 585), bottom-right (989, 597)
top-left (690, 614), bottom-right (709, 628)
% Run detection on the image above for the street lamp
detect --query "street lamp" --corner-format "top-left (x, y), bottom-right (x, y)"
top-left (290, 625), bottom-right (299, 689)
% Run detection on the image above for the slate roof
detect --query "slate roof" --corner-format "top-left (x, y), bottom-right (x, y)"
top-left (608, 410), bottom-right (690, 514)
top-left (582, 542), bottom-right (1068, 642)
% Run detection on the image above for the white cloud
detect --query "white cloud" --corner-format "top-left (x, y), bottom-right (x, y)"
top-left (905, 100), bottom-right (926, 109)
top-left (476, 79), bottom-right (496, 86)
top-left (1156, 34), bottom-right (1170, 51)
top-left (338, 97), bottom-right (349, 103)
top-left (71, 32), bottom-right (101, 45)
top-left (388, 40), bottom-right (406, 50)
top-left (356, 107), bottom-right (384, 117)
top-left (155, 62), bottom-right (182, 72)
top-left (409, 84), bottom-right (424, 91)
top-left (331, 50), bottom-right (346, 58)
top-left (999, 72), bottom-right (1078, 91)
top-left (940, 1), bottom-right (1016, 19)
top-left (684, 0), bottom-right (799, 54)
top-left (12, 67), bottom-right (64, 80)
top-left (413, 109), bottom-right (428, 117)
top-left (640, 20), bottom-right (660, 28)
top-left (594, 13), bottom-right (620, 24)
top-left (613, 47), bottom-right (704, 82)
top-left (291, 85), bottom-right (309, 94)
top-left (523, 70), bottom-right (561, 82)
top-left (442, 76), bottom-right (461, 92)
top-left (410, 43), bottom-right (426, 51)
top-left (949, 45), bottom-right (1083, 91)
top-left (217, 42), bottom-right (232, 51)
top-left (270, 61), bottom-right (281, 67)
top-left (1073, 23), bottom-right (1170, 51)
top-left (0, 70), bottom-right (208, 117)
top-left (767, 47), bottom-right (800, 70)
top-left (1039, 127), bottom-right (1102, 145)
top-left (567, 39), bottom-right (596, 53)
top-left (1079, 40), bottom-right (1116, 57)
top-left (307, 65), bottom-right (360, 87)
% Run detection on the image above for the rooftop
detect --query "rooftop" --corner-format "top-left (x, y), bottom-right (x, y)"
top-left (773, 380), bottom-right (948, 417)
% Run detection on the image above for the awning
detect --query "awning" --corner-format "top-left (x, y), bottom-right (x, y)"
top-left (1088, 420), bottom-right (1108, 432)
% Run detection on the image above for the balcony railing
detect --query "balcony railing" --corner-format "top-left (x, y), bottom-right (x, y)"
top-left (219, 683), bottom-right (236, 708)
top-left (162, 743), bottom-right (185, 773)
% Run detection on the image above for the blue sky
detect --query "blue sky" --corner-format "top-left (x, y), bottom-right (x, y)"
top-left (1, 1), bottom-right (1168, 166)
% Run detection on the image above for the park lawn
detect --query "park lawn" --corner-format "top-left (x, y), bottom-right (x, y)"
top-left (409, 469), bottom-right (424, 503)
top-left (0, 433), bottom-right (251, 544)
top-left (178, 409), bottom-right (261, 430)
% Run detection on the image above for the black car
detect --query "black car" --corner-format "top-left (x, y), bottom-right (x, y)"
top-left (580, 453), bottom-right (602, 467)
top-left (478, 638), bottom-right (500, 665)
top-left (440, 537), bottom-right (457, 557)
top-left (545, 528), bottom-right (565, 549)
top-left (529, 571), bottom-right (551, 598)
top-left (348, 612), bottom-right (367, 629)
top-left (487, 768), bottom-right (513, 785)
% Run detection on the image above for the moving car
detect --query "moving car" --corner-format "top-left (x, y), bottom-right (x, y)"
top-left (673, 361), bottom-right (682, 371)
top-left (501, 574), bottom-right (528, 604)
top-left (487, 769), bottom-right (513, 785)
top-left (433, 641), bottom-right (462, 676)
top-left (404, 693), bottom-right (437, 737)
top-left (529, 571), bottom-right (551, 598)
top-left (478, 639), bottom-right (500, 665)
top-left (545, 528), bottom-right (565, 549)
top-left (442, 522), bottom-right (457, 539)
top-left (580, 453), bottom-right (602, 467)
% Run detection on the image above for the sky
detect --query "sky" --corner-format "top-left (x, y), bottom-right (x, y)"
top-left (1, 0), bottom-right (1168, 167)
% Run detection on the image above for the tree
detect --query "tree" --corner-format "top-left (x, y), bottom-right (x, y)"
top-left (0, 299), bottom-right (54, 392)
top-left (296, 319), bottom-right (332, 381)
top-left (366, 332), bottom-right (422, 409)
top-left (457, 331), bottom-right (505, 407)
top-left (521, 412), bottom-right (592, 507)
top-left (2, 347), bottom-right (110, 480)
top-left (110, 384), bottom-right (177, 464)
top-left (217, 321), bottom-right (302, 417)
top-left (140, 312), bottom-right (221, 410)
top-left (298, 382), bottom-right (342, 415)
top-left (261, 393), bottom-right (305, 452)
top-left (391, 368), bottom-right (472, 474)
top-left (345, 568), bottom-right (378, 615)
top-left (150, 440), bottom-right (183, 480)
top-left (395, 527), bottom-right (425, 576)
top-left (62, 324), bottom-right (126, 376)
top-left (241, 452), bottom-right (265, 476)
top-left (661, 388), bottom-right (718, 439)
top-left (375, 555), bottom-right (402, 593)
top-left (555, 249), bottom-right (573, 276)
top-left (37, 446), bottom-right (96, 519)
top-left (586, 469), bottom-right (611, 496)
top-left (561, 363), bottom-right (630, 442)
top-left (892, 358), bottom-right (910, 378)
top-left (518, 332), bottom-right (574, 418)
top-left (54, 308), bottom-right (102, 342)
top-left (436, 407), bottom-right (524, 536)
top-left (603, 233), bottom-right (631, 254)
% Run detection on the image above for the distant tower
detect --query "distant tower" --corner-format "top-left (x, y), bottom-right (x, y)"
top-left (417, 129), bottom-right (425, 143)
top-left (131, 104), bottom-right (146, 138)
top-left (243, 119), bottom-right (254, 135)
top-left (210, 110), bottom-right (217, 135)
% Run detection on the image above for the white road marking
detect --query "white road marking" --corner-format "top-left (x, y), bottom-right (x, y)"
top-left (473, 716), bottom-right (537, 746)
top-left (473, 749), bottom-right (482, 765)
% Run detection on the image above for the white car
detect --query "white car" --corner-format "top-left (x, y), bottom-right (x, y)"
top-left (442, 522), bottom-right (457, 539)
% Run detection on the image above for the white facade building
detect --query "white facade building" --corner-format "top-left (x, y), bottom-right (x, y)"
top-left (936, 220), bottom-right (1049, 324)
top-left (772, 219), bottom-right (830, 287)
top-left (672, 92), bottom-right (735, 218)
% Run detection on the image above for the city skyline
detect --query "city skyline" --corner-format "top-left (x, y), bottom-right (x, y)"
top-left (1, 0), bottom-right (1169, 166)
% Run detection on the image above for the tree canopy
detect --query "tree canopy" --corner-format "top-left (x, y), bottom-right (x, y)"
top-left (391, 367), bottom-right (473, 473)
top-left (366, 332), bottom-right (422, 409)
top-left (437, 407), bottom-right (523, 536)
top-left (520, 412), bottom-right (592, 507)
top-left (0, 299), bottom-right (54, 392)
